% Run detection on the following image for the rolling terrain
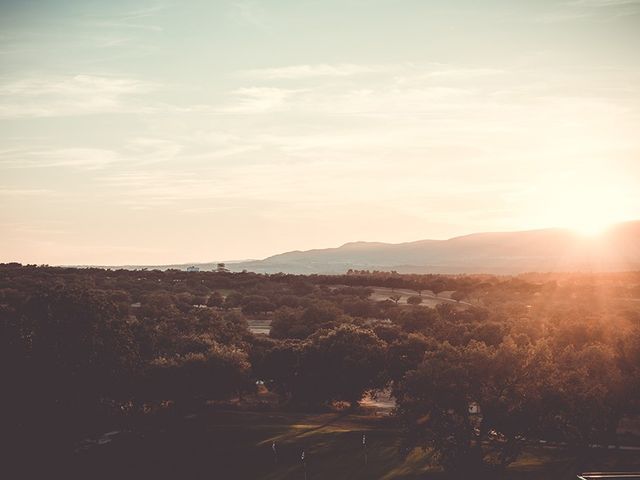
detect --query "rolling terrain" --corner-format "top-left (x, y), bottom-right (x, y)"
top-left (78, 221), bottom-right (640, 275)
top-left (231, 221), bottom-right (640, 274)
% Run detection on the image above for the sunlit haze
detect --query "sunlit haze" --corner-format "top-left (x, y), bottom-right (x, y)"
top-left (1, 0), bottom-right (639, 265)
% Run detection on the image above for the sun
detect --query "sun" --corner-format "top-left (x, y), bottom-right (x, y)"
top-left (528, 172), bottom-right (634, 238)
top-left (557, 205), bottom-right (617, 237)
top-left (569, 220), bottom-right (611, 237)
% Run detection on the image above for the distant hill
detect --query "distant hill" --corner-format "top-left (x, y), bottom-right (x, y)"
top-left (80, 221), bottom-right (640, 274)
top-left (229, 220), bottom-right (640, 274)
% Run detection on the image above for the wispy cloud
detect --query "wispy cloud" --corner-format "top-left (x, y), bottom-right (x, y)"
top-left (87, 21), bottom-right (163, 33)
top-left (229, 1), bottom-right (270, 30)
top-left (0, 148), bottom-right (122, 170)
top-left (244, 64), bottom-right (384, 80)
top-left (0, 74), bottom-right (158, 117)
top-left (117, 4), bottom-right (169, 20)
top-left (539, 0), bottom-right (640, 21)
top-left (567, 0), bottom-right (640, 7)
top-left (243, 63), bottom-right (504, 82)
top-left (420, 67), bottom-right (505, 80)
top-left (0, 74), bottom-right (154, 96)
top-left (221, 83), bottom-right (471, 117)
top-left (94, 36), bottom-right (132, 48)
top-left (0, 187), bottom-right (55, 197)
top-left (220, 87), bottom-right (303, 113)
top-left (0, 221), bottom-right (70, 239)
top-left (82, 4), bottom-right (168, 32)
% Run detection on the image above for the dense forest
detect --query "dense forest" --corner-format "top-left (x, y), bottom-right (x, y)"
top-left (2, 264), bottom-right (640, 478)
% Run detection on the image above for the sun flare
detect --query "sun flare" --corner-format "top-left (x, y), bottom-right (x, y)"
top-left (553, 206), bottom-right (620, 237)
top-left (569, 220), bottom-right (611, 237)
top-left (530, 171), bottom-right (635, 238)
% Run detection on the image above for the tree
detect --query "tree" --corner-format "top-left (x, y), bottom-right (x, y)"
top-left (451, 290), bottom-right (468, 303)
top-left (270, 301), bottom-right (344, 339)
top-left (430, 280), bottom-right (447, 297)
top-left (471, 322), bottom-right (505, 347)
top-left (396, 340), bottom-right (552, 475)
top-left (396, 343), bottom-right (475, 473)
top-left (196, 308), bottom-right (250, 345)
top-left (269, 307), bottom-right (305, 339)
top-left (3, 285), bottom-right (141, 468)
top-left (618, 326), bottom-right (640, 411)
top-left (207, 291), bottom-right (224, 308)
top-left (19, 287), bottom-right (139, 405)
top-left (389, 294), bottom-right (402, 304)
top-left (250, 338), bottom-right (305, 402)
top-left (297, 325), bottom-right (388, 408)
top-left (175, 292), bottom-right (197, 312)
top-left (407, 295), bottom-right (423, 305)
top-left (394, 306), bottom-right (439, 334)
top-left (223, 291), bottom-right (243, 309)
top-left (371, 322), bottom-right (404, 344)
top-left (547, 343), bottom-right (625, 452)
top-left (341, 297), bottom-right (374, 317)
top-left (241, 295), bottom-right (276, 315)
top-left (144, 344), bottom-right (251, 407)
top-left (387, 333), bottom-right (432, 394)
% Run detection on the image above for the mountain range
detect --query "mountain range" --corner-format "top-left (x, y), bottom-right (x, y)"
top-left (83, 221), bottom-right (640, 274)
top-left (227, 221), bottom-right (640, 274)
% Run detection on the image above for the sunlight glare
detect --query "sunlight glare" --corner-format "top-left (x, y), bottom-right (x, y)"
top-left (530, 171), bottom-right (632, 237)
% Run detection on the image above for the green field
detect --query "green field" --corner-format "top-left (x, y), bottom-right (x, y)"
top-left (74, 409), bottom-right (640, 480)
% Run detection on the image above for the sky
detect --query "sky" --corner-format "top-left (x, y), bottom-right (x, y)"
top-left (1, 0), bottom-right (639, 265)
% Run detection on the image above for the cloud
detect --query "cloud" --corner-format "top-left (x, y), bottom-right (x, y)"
top-left (94, 36), bottom-right (132, 48)
top-left (81, 4), bottom-right (168, 32)
top-left (125, 138), bottom-right (183, 165)
top-left (539, 0), bottom-right (640, 21)
top-left (221, 84), bottom-right (471, 117)
top-left (118, 5), bottom-right (169, 20)
top-left (0, 148), bottom-right (122, 170)
top-left (220, 87), bottom-right (303, 113)
top-left (0, 188), bottom-right (54, 197)
top-left (566, 0), bottom-right (640, 6)
top-left (244, 63), bottom-right (504, 82)
top-left (0, 74), bottom-right (158, 117)
top-left (420, 67), bottom-right (505, 80)
top-left (220, 64), bottom-right (513, 116)
top-left (229, 1), bottom-right (270, 30)
top-left (2, 63), bottom-right (637, 219)
top-left (87, 20), bottom-right (163, 33)
top-left (0, 74), bottom-right (154, 96)
top-left (243, 64), bottom-right (384, 80)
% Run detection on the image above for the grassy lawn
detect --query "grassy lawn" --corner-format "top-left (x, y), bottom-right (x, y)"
top-left (71, 409), bottom-right (640, 480)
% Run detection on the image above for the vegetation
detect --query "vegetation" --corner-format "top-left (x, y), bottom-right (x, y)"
top-left (2, 263), bottom-right (640, 478)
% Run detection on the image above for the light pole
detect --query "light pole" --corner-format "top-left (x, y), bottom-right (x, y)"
top-left (301, 449), bottom-right (307, 480)
top-left (363, 433), bottom-right (367, 466)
